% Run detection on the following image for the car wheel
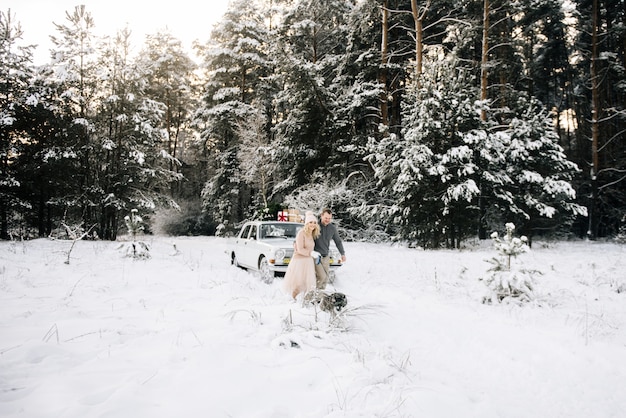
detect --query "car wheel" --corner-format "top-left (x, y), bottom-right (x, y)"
top-left (259, 256), bottom-right (274, 283)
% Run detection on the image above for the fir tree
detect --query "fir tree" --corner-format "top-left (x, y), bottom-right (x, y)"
top-left (124, 209), bottom-right (150, 259)
top-left (195, 0), bottom-right (272, 231)
top-left (480, 95), bottom-right (588, 241)
top-left (0, 10), bottom-right (35, 238)
top-left (482, 222), bottom-right (536, 304)
top-left (271, 0), bottom-right (354, 192)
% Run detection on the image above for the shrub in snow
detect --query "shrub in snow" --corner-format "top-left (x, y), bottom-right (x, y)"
top-left (125, 209), bottom-right (144, 239)
top-left (59, 222), bottom-right (97, 264)
top-left (490, 223), bottom-right (529, 269)
top-left (616, 219), bottom-right (626, 244)
top-left (151, 200), bottom-right (215, 236)
top-left (612, 281), bottom-right (626, 294)
top-left (123, 209), bottom-right (150, 259)
top-left (482, 223), bottom-right (538, 304)
top-left (215, 223), bottom-right (227, 237)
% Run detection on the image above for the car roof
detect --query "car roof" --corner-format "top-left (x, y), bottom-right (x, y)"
top-left (244, 221), bottom-right (303, 225)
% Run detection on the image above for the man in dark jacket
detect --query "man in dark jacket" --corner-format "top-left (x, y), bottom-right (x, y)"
top-left (314, 208), bottom-right (346, 289)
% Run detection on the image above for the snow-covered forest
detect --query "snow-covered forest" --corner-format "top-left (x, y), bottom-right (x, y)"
top-left (1, 0), bottom-right (625, 245)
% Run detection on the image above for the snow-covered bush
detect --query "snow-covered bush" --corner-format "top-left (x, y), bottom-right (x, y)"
top-left (215, 223), bottom-right (227, 237)
top-left (615, 216), bottom-right (626, 244)
top-left (125, 209), bottom-right (144, 239)
top-left (482, 223), bottom-right (539, 304)
top-left (490, 223), bottom-right (529, 269)
top-left (123, 209), bottom-right (150, 259)
top-left (151, 200), bottom-right (215, 236)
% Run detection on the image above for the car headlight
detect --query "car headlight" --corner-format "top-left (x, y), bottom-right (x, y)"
top-left (275, 249), bottom-right (286, 260)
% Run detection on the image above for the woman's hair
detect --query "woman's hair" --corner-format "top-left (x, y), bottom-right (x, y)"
top-left (305, 222), bottom-right (321, 239)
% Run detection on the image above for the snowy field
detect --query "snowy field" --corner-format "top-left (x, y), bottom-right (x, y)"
top-left (1, 236), bottom-right (625, 417)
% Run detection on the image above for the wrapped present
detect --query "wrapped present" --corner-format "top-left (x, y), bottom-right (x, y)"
top-left (277, 210), bottom-right (288, 221)
top-left (287, 208), bottom-right (300, 222)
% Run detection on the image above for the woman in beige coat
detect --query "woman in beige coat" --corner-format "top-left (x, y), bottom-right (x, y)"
top-left (283, 211), bottom-right (321, 300)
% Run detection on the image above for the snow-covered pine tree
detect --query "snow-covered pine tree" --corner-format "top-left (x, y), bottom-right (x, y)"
top-left (326, 0), bottom-right (387, 189)
top-left (47, 5), bottom-right (102, 229)
top-left (478, 95), bottom-right (588, 242)
top-left (270, 0), bottom-right (353, 193)
top-left (482, 222), bottom-right (537, 304)
top-left (123, 209), bottom-right (150, 259)
top-left (140, 30), bottom-right (197, 178)
top-left (93, 28), bottom-right (183, 239)
top-left (0, 10), bottom-right (36, 239)
top-left (124, 208), bottom-right (144, 240)
top-left (237, 106), bottom-right (277, 210)
top-left (490, 222), bottom-right (529, 270)
top-left (201, 148), bottom-right (241, 236)
top-left (195, 0), bottom-right (272, 232)
top-left (321, 0), bottom-right (381, 181)
top-left (365, 52), bottom-right (586, 247)
top-left (365, 58), bottom-right (484, 247)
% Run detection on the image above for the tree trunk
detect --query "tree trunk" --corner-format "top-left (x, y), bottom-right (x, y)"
top-left (623, 0), bottom-right (626, 73)
top-left (411, 0), bottom-right (429, 80)
top-left (480, 0), bottom-right (489, 122)
top-left (589, 0), bottom-right (600, 239)
top-left (0, 198), bottom-right (7, 240)
top-left (380, 0), bottom-right (389, 126)
top-left (478, 0), bottom-right (490, 239)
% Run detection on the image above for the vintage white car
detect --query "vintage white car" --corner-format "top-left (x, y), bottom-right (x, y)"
top-left (230, 220), bottom-right (342, 282)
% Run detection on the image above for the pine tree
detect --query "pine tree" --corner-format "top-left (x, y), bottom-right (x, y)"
top-left (331, 0), bottom-right (385, 176)
top-left (569, 0), bottom-right (626, 238)
top-left (47, 5), bottom-right (101, 230)
top-left (237, 106), bottom-right (277, 209)
top-left (92, 28), bottom-right (182, 239)
top-left (482, 222), bottom-right (536, 304)
top-left (365, 53), bottom-right (586, 247)
top-left (364, 58), bottom-right (483, 247)
top-left (195, 0), bottom-right (272, 230)
top-left (0, 9), bottom-right (35, 238)
top-left (480, 95), bottom-right (588, 242)
top-left (140, 30), bottom-right (198, 189)
top-left (271, 0), bottom-right (354, 192)
top-left (11, 67), bottom-right (66, 238)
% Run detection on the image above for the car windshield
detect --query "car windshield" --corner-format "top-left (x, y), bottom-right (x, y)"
top-left (260, 223), bottom-right (300, 239)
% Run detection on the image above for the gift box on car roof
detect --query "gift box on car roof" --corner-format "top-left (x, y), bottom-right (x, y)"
top-left (278, 209), bottom-right (304, 222)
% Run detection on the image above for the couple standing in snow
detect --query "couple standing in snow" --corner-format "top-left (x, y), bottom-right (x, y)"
top-left (283, 208), bottom-right (347, 300)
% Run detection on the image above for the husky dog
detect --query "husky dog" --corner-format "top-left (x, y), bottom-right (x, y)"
top-left (304, 290), bottom-right (348, 316)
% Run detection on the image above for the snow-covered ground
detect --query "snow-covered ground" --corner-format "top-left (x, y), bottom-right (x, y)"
top-left (1, 236), bottom-right (625, 417)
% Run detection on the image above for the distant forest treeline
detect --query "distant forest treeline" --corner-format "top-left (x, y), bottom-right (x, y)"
top-left (1, 0), bottom-right (624, 247)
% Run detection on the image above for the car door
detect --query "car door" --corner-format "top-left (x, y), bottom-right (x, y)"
top-left (235, 224), bottom-right (253, 268)
top-left (244, 224), bottom-right (264, 269)
top-left (240, 224), bottom-right (262, 268)
top-left (242, 225), bottom-right (258, 268)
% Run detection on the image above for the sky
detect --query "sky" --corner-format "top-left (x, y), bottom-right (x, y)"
top-left (1, 233), bottom-right (625, 417)
top-left (4, 0), bottom-right (231, 64)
